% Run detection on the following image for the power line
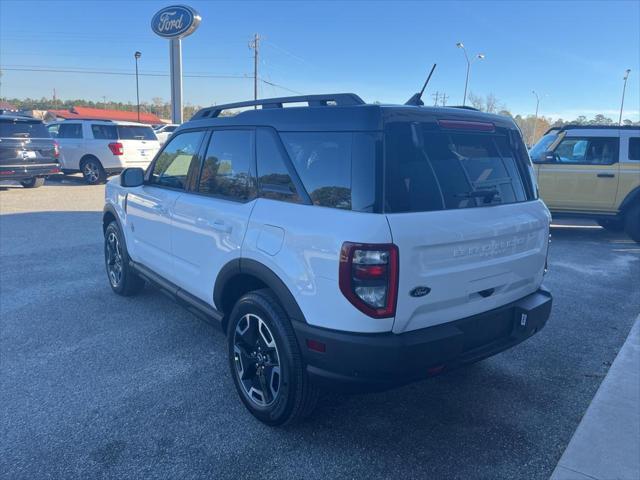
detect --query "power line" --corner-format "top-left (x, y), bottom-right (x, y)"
top-left (0, 66), bottom-right (249, 79)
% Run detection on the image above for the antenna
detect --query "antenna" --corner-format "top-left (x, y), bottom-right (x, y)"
top-left (405, 63), bottom-right (437, 106)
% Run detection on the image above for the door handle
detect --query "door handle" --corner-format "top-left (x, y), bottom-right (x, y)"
top-left (152, 205), bottom-right (169, 215)
top-left (597, 173), bottom-right (615, 178)
top-left (196, 217), bottom-right (232, 233)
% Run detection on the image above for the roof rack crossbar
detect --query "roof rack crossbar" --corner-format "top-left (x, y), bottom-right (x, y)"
top-left (193, 93), bottom-right (365, 119)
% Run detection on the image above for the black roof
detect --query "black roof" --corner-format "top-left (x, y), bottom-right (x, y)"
top-left (181, 93), bottom-right (515, 133)
top-left (545, 124), bottom-right (639, 134)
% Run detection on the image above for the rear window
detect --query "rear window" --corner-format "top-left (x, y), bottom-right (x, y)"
top-left (384, 123), bottom-right (529, 213)
top-left (0, 120), bottom-right (50, 138)
top-left (117, 126), bottom-right (157, 141)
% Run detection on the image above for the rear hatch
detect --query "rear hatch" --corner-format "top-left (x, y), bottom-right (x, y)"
top-left (117, 125), bottom-right (160, 166)
top-left (384, 116), bottom-right (549, 333)
top-left (0, 119), bottom-right (57, 166)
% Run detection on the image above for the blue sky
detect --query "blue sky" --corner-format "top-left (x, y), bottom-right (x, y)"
top-left (1, 0), bottom-right (638, 120)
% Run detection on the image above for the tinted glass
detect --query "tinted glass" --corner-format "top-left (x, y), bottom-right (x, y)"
top-left (198, 130), bottom-right (253, 200)
top-left (57, 123), bottom-right (83, 139)
top-left (554, 137), bottom-right (618, 164)
top-left (256, 129), bottom-right (299, 203)
top-left (117, 126), bottom-right (157, 140)
top-left (281, 132), bottom-right (352, 209)
top-left (150, 131), bottom-right (204, 189)
top-left (0, 120), bottom-right (50, 138)
top-left (529, 132), bottom-right (558, 162)
top-left (91, 124), bottom-right (118, 140)
top-left (629, 137), bottom-right (640, 161)
top-left (384, 123), bottom-right (528, 213)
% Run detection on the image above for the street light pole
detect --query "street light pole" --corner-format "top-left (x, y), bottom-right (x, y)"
top-left (531, 90), bottom-right (541, 146)
top-left (456, 42), bottom-right (484, 106)
top-left (619, 69), bottom-right (631, 126)
top-left (134, 51), bottom-right (142, 123)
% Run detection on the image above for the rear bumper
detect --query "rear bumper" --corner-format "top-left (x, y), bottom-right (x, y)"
top-left (0, 163), bottom-right (62, 180)
top-left (294, 288), bottom-right (552, 391)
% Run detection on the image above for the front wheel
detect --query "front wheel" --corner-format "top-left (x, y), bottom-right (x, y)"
top-left (104, 221), bottom-right (145, 296)
top-left (20, 177), bottom-right (45, 188)
top-left (227, 289), bottom-right (319, 425)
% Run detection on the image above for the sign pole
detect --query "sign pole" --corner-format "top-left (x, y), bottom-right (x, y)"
top-left (170, 38), bottom-right (183, 124)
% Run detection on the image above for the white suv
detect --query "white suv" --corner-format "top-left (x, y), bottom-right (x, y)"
top-left (153, 123), bottom-right (179, 145)
top-left (103, 94), bottom-right (552, 425)
top-left (49, 120), bottom-right (160, 184)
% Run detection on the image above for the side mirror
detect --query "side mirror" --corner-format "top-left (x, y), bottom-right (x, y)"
top-left (120, 167), bottom-right (144, 187)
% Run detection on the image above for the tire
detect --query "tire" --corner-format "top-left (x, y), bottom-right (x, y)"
top-left (20, 177), bottom-right (45, 188)
top-left (227, 289), bottom-right (319, 426)
top-left (597, 218), bottom-right (624, 232)
top-left (104, 221), bottom-right (145, 296)
top-left (623, 204), bottom-right (640, 243)
top-left (81, 157), bottom-right (107, 185)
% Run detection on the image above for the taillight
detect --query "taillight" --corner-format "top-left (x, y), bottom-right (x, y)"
top-left (53, 141), bottom-right (60, 159)
top-left (339, 242), bottom-right (399, 318)
top-left (108, 142), bottom-right (124, 156)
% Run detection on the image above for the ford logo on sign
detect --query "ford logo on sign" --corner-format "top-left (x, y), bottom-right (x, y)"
top-left (151, 5), bottom-right (201, 39)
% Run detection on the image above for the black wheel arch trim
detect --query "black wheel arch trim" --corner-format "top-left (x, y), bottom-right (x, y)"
top-left (102, 203), bottom-right (122, 233)
top-left (620, 186), bottom-right (640, 213)
top-left (214, 258), bottom-right (308, 324)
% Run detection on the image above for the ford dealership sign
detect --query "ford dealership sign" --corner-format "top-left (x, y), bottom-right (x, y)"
top-left (151, 5), bottom-right (201, 39)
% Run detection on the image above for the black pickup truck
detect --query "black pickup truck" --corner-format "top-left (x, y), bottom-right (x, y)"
top-left (0, 113), bottom-right (61, 188)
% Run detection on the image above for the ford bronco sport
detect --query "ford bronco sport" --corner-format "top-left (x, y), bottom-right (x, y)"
top-left (103, 94), bottom-right (552, 425)
top-left (530, 125), bottom-right (640, 241)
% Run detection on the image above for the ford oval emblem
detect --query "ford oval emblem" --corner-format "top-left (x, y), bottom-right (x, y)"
top-left (410, 286), bottom-right (431, 298)
top-left (151, 5), bottom-right (201, 39)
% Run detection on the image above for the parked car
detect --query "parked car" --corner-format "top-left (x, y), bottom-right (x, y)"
top-left (103, 94), bottom-right (552, 425)
top-left (0, 113), bottom-right (61, 188)
top-left (530, 125), bottom-right (640, 241)
top-left (48, 120), bottom-right (160, 185)
top-left (153, 123), bottom-right (179, 145)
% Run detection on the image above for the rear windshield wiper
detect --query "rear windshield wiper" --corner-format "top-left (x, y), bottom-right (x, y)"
top-left (455, 189), bottom-right (500, 203)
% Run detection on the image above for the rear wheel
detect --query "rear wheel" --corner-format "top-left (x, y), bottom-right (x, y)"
top-left (597, 218), bottom-right (624, 232)
top-left (624, 204), bottom-right (640, 243)
top-left (20, 177), bottom-right (45, 188)
top-left (227, 289), bottom-right (319, 425)
top-left (81, 157), bottom-right (107, 185)
top-left (104, 221), bottom-right (145, 296)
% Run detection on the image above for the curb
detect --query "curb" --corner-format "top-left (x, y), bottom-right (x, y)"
top-left (550, 314), bottom-right (640, 480)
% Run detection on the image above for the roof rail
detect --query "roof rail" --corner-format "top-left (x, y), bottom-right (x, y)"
top-left (449, 105), bottom-right (480, 111)
top-left (545, 124), bottom-right (639, 134)
top-left (192, 93), bottom-right (366, 120)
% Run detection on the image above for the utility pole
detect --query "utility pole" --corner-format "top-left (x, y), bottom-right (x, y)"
top-left (102, 96), bottom-right (107, 109)
top-left (249, 33), bottom-right (261, 107)
top-left (134, 51), bottom-right (142, 122)
top-left (53, 88), bottom-right (57, 105)
top-left (619, 69), bottom-right (631, 125)
top-left (432, 91), bottom-right (440, 106)
top-left (441, 93), bottom-right (449, 106)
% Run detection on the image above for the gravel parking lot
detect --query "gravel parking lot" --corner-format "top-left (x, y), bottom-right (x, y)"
top-left (1, 176), bottom-right (639, 480)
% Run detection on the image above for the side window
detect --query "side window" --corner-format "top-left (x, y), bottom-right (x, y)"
top-left (150, 131), bottom-right (204, 189)
top-left (57, 123), bottom-right (83, 139)
top-left (584, 138), bottom-right (618, 164)
top-left (91, 124), bottom-right (118, 140)
top-left (198, 130), bottom-right (254, 200)
top-left (553, 137), bottom-right (618, 164)
top-left (256, 129), bottom-right (299, 203)
top-left (554, 138), bottom-right (588, 163)
top-left (280, 132), bottom-right (352, 209)
top-left (628, 137), bottom-right (640, 161)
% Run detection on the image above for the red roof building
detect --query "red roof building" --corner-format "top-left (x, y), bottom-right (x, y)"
top-left (47, 106), bottom-right (163, 125)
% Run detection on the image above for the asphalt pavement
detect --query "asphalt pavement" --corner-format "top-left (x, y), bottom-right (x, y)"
top-left (1, 176), bottom-right (639, 480)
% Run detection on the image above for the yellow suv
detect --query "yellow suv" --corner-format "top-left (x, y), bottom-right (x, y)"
top-left (530, 125), bottom-right (640, 242)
